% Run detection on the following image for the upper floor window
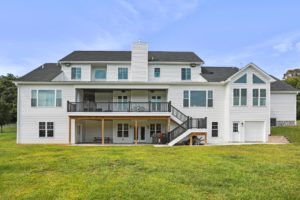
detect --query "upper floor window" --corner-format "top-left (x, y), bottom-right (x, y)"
top-left (253, 89), bottom-right (266, 106)
top-left (95, 69), bottom-right (106, 80)
top-left (154, 68), bottom-right (160, 78)
top-left (118, 68), bottom-right (128, 80)
top-left (253, 74), bottom-right (265, 84)
top-left (233, 88), bottom-right (247, 106)
top-left (181, 68), bottom-right (191, 80)
top-left (183, 90), bottom-right (213, 107)
top-left (234, 74), bottom-right (247, 83)
top-left (71, 67), bottom-right (81, 80)
top-left (31, 90), bottom-right (62, 107)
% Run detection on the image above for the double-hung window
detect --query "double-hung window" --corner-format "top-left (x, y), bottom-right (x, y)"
top-left (207, 91), bottom-right (213, 107)
top-left (212, 122), bottom-right (218, 137)
top-left (31, 90), bottom-right (62, 107)
top-left (117, 124), bottom-right (129, 137)
top-left (154, 68), bottom-right (160, 78)
top-left (183, 91), bottom-right (189, 107)
top-left (181, 68), bottom-right (191, 80)
top-left (253, 89), bottom-right (266, 106)
top-left (118, 68), bottom-right (128, 80)
top-left (95, 69), bottom-right (106, 80)
top-left (233, 122), bottom-right (239, 132)
top-left (233, 88), bottom-right (247, 106)
top-left (39, 122), bottom-right (54, 138)
top-left (71, 67), bottom-right (81, 80)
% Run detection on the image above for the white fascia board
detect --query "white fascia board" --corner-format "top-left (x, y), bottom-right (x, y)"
top-left (59, 61), bottom-right (204, 65)
top-left (225, 62), bottom-right (276, 83)
top-left (271, 91), bottom-right (299, 94)
top-left (15, 81), bottom-right (226, 86)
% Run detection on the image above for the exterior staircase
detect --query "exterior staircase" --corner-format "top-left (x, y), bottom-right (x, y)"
top-left (167, 105), bottom-right (207, 146)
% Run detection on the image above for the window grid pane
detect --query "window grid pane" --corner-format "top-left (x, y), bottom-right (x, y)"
top-left (38, 90), bottom-right (55, 107)
top-left (31, 90), bottom-right (37, 107)
top-left (95, 69), bottom-right (106, 79)
top-left (154, 68), bottom-right (160, 77)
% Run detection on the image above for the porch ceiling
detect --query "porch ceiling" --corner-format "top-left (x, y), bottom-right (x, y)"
top-left (69, 115), bottom-right (170, 120)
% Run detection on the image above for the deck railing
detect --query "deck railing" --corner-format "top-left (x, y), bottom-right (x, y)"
top-left (67, 101), bottom-right (171, 112)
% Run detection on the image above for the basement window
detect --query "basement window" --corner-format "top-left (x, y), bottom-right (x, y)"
top-left (39, 122), bottom-right (54, 138)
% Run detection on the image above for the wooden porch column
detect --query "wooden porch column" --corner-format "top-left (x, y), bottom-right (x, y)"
top-left (101, 119), bottom-right (105, 145)
top-left (69, 117), bottom-right (71, 144)
top-left (134, 120), bottom-right (138, 144)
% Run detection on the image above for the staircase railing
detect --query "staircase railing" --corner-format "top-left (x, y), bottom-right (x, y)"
top-left (167, 116), bottom-right (207, 143)
top-left (170, 105), bottom-right (188, 122)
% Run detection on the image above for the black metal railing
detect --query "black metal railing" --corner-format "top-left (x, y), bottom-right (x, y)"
top-left (67, 101), bottom-right (171, 112)
top-left (170, 105), bottom-right (188, 122)
top-left (167, 117), bottom-right (207, 143)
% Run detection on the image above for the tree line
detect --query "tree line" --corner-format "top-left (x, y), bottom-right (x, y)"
top-left (0, 74), bottom-right (17, 132)
top-left (284, 77), bottom-right (300, 119)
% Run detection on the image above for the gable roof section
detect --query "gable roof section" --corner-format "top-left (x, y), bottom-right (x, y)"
top-left (225, 63), bottom-right (276, 83)
top-left (59, 51), bottom-right (204, 63)
top-left (201, 66), bottom-right (239, 82)
top-left (18, 63), bottom-right (61, 82)
top-left (201, 66), bottom-right (297, 92)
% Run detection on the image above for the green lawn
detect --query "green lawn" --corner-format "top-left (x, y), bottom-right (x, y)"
top-left (0, 125), bottom-right (300, 199)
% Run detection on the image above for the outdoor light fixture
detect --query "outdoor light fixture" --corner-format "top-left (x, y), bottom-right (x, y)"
top-left (190, 63), bottom-right (197, 67)
top-left (65, 63), bottom-right (71, 67)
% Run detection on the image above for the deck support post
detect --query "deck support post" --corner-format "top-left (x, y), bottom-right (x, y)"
top-left (69, 117), bottom-right (71, 144)
top-left (134, 120), bottom-right (138, 144)
top-left (101, 119), bottom-right (104, 145)
top-left (167, 117), bottom-right (170, 132)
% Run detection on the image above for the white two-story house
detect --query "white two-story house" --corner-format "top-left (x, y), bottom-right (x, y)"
top-left (15, 42), bottom-right (298, 145)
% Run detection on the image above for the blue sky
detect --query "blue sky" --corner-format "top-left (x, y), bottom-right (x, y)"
top-left (0, 0), bottom-right (300, 78)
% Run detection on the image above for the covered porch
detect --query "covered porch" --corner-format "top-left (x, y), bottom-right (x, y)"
top-left (69, 116), bottom-right (172, 145)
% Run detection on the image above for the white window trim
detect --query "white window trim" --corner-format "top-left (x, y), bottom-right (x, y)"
top-left (154, 68), bottom-right (160, 78)
top-left (181, 68), bottom-right (191, 81)
top-left (211, 122), bottom-right (218, 137)
top-left (118, 67), bottom-right (129, 80)
top-left (94, 68), bottom-right (107, 81)
top-left (233, 88), bottom-right (247, 107)
top-left (31, 89), bottom-right (62, 108)
top-left (117, 123), bottom-right (129, 138)
top-left (183, 90), bottom-right (214, 108)
top-left (71, 67), bottom-right (81, 80)
top-left (253, 88), bottom-right (267, 107)
top-left (39, 121), bottom-right (54, 138)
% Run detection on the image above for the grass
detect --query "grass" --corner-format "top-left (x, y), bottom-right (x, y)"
top-left (0, 125), bottom-right (300, 199)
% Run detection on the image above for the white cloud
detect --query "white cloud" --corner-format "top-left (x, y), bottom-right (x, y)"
top-left (273, 40), bottom-right (293, 53)
top-left (295, 42), bottom-right (300, 51)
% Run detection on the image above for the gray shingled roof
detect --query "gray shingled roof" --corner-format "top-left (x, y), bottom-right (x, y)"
top-left (59, 51), bottom-right (204, 63)
top-left (16, 63), bottom-right (298, 92)
top-left (202, 66), bottom-right (297, 92)
top-left (270, 75), bottom-right (298, 91)
top-left (201, 66), bottom-right (239, 82)
top-left (18, 63), bottom-right (61, 82)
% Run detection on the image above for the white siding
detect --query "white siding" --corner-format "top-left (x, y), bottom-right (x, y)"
top-left (148, 64), bottom-right (206, 82)
top-left (106, 64), bottom-right (131, 81)
top-left (18, 85), bottom-right (75, 144)
top-left (61, 64), bottom-right (91, 81)
top-left (228, 67), bottom-right (271, 142)
top-left (131, 42), bottom-right (148, 81)
top-left (271, 93), bottom-right (297, 121)
top-left (168, 85), bottom-right (226, 144)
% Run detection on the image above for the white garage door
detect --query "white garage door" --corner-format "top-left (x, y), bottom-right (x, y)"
top-left (244, 121), bottom-right (265, 142)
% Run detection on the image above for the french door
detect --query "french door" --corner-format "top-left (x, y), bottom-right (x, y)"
top-left (138, 126), bottom-right (146, 142)
top-left (151, 96), bottom-right (161, 111)
top-left (117, 96), bottom-right (128, 111)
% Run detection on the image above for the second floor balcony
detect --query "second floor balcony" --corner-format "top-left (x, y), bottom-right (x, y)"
top-left (67, 101), bottom-right (171, 112)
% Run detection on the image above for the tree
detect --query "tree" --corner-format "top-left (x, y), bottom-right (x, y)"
top-left (0, 74), bottom-right (17, 132)
top-left (284, 77), bottom-right (300, 119)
